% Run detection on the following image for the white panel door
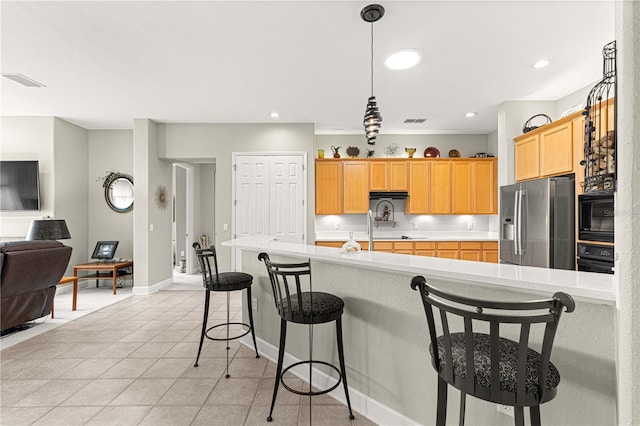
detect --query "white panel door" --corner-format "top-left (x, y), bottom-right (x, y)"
top-left (270, 156), bottom-right (304, 242)
top-left (235, 156), bottom-right (270, 238)
top-left (233, 154), bottom-right (305, 243)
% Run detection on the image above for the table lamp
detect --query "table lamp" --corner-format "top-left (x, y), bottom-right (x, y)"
top-left (26, 219), bottom-right (71, 241)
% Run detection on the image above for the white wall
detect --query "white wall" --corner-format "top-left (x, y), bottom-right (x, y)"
top-left (0, 117), bottom-right (55, 238)
top-left (158, 123), bottom-right (315, 270)
top-left (133, 119), bottom-right (173, 292)
top-left (54, 118), bottom-right (89, 273)
top-left (87, 130), bottom-right (134, 261)
top-left (315, 133), bottom-right (490, 159)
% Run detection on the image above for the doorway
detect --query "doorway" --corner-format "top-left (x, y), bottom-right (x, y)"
top-left (173, 163), bottom-right (195, 274)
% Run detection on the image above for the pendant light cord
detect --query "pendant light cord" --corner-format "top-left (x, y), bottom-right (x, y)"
top-left (370, 22), bottom-right (374, 97)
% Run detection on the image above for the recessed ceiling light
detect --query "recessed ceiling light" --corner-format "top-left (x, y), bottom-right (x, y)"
top-left (465, 112), bottom-right (477, 118)
top-left (532, 60), bottom-right (550, 69)
top-left (384, 49), bottom-right (421, 70)
top-left (270, 112), bottom-right (280, 118)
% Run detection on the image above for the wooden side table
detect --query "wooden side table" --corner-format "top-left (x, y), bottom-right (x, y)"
top-left (51, 276), bottom-right (78, 319)
top-left (73, 260), bottom-right (134, 295)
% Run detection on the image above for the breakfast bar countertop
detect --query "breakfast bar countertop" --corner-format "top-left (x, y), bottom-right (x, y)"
top-left (223, 235), bottom-right (615, 305)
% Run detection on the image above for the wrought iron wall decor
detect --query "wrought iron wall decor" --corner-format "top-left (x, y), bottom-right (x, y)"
top-left (582, 41), bottom-right (616, 194)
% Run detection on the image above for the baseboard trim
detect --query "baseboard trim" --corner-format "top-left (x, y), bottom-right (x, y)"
top-left (239, 335), bottom-right (419, 426)
top-left (132, 277), bottom-right (173, 295)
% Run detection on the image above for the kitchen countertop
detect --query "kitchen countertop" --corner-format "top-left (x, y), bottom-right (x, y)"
top-left (223, 235), bottom-right (615, 304)
top-left (315, 231), bottom-right (498, 241)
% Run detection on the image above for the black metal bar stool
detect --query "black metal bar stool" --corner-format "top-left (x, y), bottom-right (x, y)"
top-left (193, 242), bottom-right (259, 378)
top-left (411, 275), bottom-right (575, 426)
top-left (258, 252), bottom-right (354, 423)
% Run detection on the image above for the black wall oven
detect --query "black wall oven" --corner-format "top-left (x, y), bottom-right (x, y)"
top-left (578, 194), bottom-right (614, 242)
top-left (577, 243), bottom-right (614, 274)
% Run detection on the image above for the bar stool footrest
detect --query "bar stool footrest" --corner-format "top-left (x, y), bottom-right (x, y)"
top-left (204, 322), bottom-right (253, 342)
top-left (281, 360), bottom-right (342, 396)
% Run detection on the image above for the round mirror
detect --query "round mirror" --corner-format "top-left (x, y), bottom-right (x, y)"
top-left (104, 173), bottom-right (134, 213)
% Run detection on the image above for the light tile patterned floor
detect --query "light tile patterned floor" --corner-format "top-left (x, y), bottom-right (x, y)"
top-left (0, 284), bottom-right (376, 425)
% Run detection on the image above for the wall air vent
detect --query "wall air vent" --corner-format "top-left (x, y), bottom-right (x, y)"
top-left (404, 118), bottom-right (427, 123)
top-left (2, 73), bottom-right (46, 88)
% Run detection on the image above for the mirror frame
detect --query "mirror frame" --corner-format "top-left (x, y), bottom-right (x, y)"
top-left (104, 173), bottom-right (134, 213)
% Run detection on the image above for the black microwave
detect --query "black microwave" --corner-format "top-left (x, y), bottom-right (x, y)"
top-left (578, 194), bottom-right (614, 242)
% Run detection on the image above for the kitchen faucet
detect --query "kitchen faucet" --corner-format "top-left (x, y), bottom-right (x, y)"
top-left (368, 209), bottom-right (374, 251)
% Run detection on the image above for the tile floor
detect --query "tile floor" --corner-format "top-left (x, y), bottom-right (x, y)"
top-left (0, 274), bottom-right (375, 425)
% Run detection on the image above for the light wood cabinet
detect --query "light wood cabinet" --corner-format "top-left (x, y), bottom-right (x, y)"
top-left (342, 161), bottom-right (369, 214)
top-left (540, 121), bottom-right (573, 177)
top-left (414, 241), bottom-right (436, 257)
top-left (460, 241), bottom-right (483, 262)
top-left (315, 239), bottom-right (498, 262)
top-left (473, 160), bottom-right (498, 214)
top-left (482, 241), bottom-right (498, 263)
top-left (315, 160), bottom-right (342, 214)
top-left (436, 241), bottom-right (459, 259)
top-left (370, 160), bottom-right (408, 191)
top-left (406, 161), bottom-right (430, 214)
top-left (452, 161), bottom-right (473, 214)
top-left (431, 161), bottom-right (452, 214)
top-left (514, 133), bottom-right (540, 181)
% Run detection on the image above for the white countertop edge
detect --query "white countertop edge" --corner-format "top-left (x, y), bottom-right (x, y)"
top-left (223, 236), bottom-right (615, 305)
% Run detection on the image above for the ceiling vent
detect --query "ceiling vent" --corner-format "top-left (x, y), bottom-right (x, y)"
top-left (404, 118), bottom-right (427, 123)
top-left (2, 73), bottom-right (46, 88)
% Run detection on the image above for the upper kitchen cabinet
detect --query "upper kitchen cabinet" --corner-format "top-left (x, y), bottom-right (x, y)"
top-left (315, 160), bottom-right (342, 215)
top-left (473, 160), bottom-right (498, 214)
top-left (406, 161), bottom-right (430, 214)
top-left (430, 161), bottom-right (452, 214)
top-left (540, 121), bottom-right (573, 177)
top-left (514, 133), bottom-right (540, 181)
top-left (514, 99), bottom-right (614, 183)
top-left (451, 159), bottom-right (498, 214)
top-left (343, 160), bottom-right (369, 214)
top-left (370, 160), bottom-right (408, 191)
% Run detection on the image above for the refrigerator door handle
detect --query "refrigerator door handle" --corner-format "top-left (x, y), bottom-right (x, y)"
top-left (519, 190), bottom-right (527, 255)
top-left (514, 190), bottom-right (520, 255)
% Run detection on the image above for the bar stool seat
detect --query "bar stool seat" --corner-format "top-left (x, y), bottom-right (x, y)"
top-left (279, 292), bottom-right (344, 323)
top-left (431, 333), bottom-right (561, 397)
top-left (203, 271), bottom-right (253, 291)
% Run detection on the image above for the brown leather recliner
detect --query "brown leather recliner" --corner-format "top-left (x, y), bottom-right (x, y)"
top-left (0, 240), bottom-right (72, 333)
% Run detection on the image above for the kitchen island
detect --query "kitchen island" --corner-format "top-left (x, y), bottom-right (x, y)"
top-left (223, 236), bottom-right (616, 425)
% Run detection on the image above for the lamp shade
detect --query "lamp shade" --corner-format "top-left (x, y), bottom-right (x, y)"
top-left (26, 219), bottom-right (71, 240)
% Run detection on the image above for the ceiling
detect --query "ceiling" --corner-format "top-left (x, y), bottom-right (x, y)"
top-left (0, 1), bottom-right (614, 135)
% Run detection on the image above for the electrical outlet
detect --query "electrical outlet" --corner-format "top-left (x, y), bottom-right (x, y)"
top-left (467, 221), bottom-right (473, 230)
top-left (413, 222), bottom-right (418, 229)
top-left (252, 298), bottom-right (258, 311)
top-left (334, 222), bottom-right (340, 230)
top-left (497, 404), bottom-right (514, 417)
top-left (180, 250), bottom-right (185, 257)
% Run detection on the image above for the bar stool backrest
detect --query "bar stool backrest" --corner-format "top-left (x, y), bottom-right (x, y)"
top-left (193, 242), bottom-right (220, 288)
top-left (410, 275), bottom-right (575, 406)
top-left (258, 253), bottom-right (312, 323)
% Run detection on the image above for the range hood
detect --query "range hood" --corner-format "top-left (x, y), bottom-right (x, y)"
top-left (369, 191), bottom-right (410, 200)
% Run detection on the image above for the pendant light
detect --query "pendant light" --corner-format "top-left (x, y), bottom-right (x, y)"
top-left (361, 4), bottom-right (384, 145)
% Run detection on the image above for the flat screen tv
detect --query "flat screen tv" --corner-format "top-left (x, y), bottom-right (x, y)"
top-left (0, 161), bottom-right (41, 211)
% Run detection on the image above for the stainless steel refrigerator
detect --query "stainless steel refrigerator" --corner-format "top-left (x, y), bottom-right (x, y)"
top-left (499, 175), bottom-right (575, 270)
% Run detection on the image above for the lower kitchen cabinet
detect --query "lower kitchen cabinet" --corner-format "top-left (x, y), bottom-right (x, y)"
top-left (315, 240), bottom-right (498, 262)
top-left (459, 242), bottom-right (483, 261)
top-left (482, 241), bottom-right (499, 263)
